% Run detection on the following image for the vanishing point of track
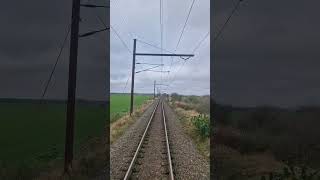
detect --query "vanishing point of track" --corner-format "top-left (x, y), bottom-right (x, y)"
top-left (122, 97), bottom-right (174, 180)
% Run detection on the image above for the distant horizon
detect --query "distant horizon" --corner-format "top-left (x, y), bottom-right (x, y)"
top-left (0, 97), bottom-right (108, 102)
top-left (214, 100), bottom-right (320, 109)
top-left (110, 91), bottom-right (210, 96)
top-left (1, 96), bottom-right (319, 109)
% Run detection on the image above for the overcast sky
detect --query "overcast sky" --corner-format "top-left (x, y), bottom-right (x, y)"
top-left (214, 0), bottom-right (320, 107)
top-left (0, 0), bottom-right (108, 101)
top-left (111, 0), bottom-right (210, 96)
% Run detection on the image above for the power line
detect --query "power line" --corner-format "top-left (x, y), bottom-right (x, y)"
top-left (192, 31), bottom-right (209, 53)
top-left (95, 11), bottom-right (108, 29)
top-left (110, 25), bottom-right (132, 93)
top-left (122, 76), bottom-right (130, 93)
top-left (41, 0), bottom-right (92, 99)
top-left (86, 7), bottom-right (131, 95)
top-left (136, 62), bottom-right (164, 66)
top-left (110, 25), bottom-right (132, 54)
top-left (41, 0), bottom-right (108, 100)
top-left (111, 0), bottom-right (135, 40)
top-left (109, 0), bottom-right (132, 54)
top-left (109, 1), bottom-right (134, 94)
top-left (136, 65), bottom-right (162, 73)
top-left (214, 0), bottom-right (243, 41)
top-left (137, 39), bottom-right (174, 54)
top-left (93, 10), bottom-right (133, 94)
top-left (167, 0), bottom-right (236, 91)
top-left (174, 0), bottom-right (196, 51)
top-left (41, 24), bottom-right (71, 100)
top-left (166, 59), bottom-right (188, 89)
top-left (168, 0), bottom-right (196, 82)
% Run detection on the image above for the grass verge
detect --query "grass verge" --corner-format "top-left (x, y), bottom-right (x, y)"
top-left (170, 101), bottom-right (210, 160)
top-left (35, 136), bottom-right (107, 180)
top-left (110, 99), bottom-right (153, 144)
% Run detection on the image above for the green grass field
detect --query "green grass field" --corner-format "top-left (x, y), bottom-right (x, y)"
top-left (110, 94), bottom-right (151, 123)
top-left (0, 102), bottom-right (106, 169)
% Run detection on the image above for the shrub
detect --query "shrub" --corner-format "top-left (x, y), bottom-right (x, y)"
top-left (171, 93), bottom-right (182, 102)
top-left (261, 161), bottom-right (320, 180)
top-left (194, 97), bottom-right (210, 114)
top-left (191, 114), bottom-right (210, 138)
top-left (214, 127), bottom-right (269, 154)
top-left (175, 102), bottom-right (193, 111)
top-left (184, 96), bottom-right (199, 104)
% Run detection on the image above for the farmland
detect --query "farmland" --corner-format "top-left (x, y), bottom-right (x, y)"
top-left (0, 100), bottom-right (106, 171)
top-left (110, 94), bottom-right (151, 123)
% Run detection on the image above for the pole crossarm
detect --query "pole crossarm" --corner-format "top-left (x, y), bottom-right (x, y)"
top-left (80, 4), bottom-right (109, 8)
top-left (136, 70), bottom-right (169, 74)
top-left (136, 62), bottom-right (164, 66)
top-left (79, 28), bottom-right (109, 38)
top-left (130, 39), bottom-right (194, 115)
top-left (155, 84), bottom-right (169, 86)
top-left (135, 53), bottom-right (194, 57)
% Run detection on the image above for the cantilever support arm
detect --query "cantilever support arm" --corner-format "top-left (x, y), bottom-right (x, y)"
top-left (135, 53), bottom-right (194, 57)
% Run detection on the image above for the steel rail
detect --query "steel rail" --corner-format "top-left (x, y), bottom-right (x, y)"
top-left (123, 98), bottom-right (160, 180)
top-left (162, 101), bottom-right (174, 180)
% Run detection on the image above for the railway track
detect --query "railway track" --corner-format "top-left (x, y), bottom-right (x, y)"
top-left (122, 97), bottom-right (174, 180)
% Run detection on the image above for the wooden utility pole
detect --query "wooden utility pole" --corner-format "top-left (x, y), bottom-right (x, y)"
top-left (64, 0), bottom-right (80, 173)
top-left (129, 39), bottom-right (194, 116)
top-left (154, 80), bottom-right (156, 99)
top-left (130, 39), bottom-right (137, 115)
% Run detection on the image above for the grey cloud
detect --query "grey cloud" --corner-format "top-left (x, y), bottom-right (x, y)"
top-left (111, 0), bottom-right (210, 95)
top-left (213, 0), bottom-right (320, 107)
top-left (0, 0), bottom-right (108, 101)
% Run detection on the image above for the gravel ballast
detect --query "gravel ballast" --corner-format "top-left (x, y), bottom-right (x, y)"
top-left (110, 100), bottom-right (158, 179)
top-left (110, 99), bottom-right (209, 180)
top-left (163, 101), bottom-right (210, 180)
top-left (132, 100), bottom-right (169, 179)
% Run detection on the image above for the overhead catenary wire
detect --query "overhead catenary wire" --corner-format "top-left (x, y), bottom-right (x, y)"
top-left (93, 8), bottom-right (133, 93)
top-left (110, 25), bottom-right (132, 92)
top-left (136, 39), bottom-right (175, 54)
top-left (122, 76), bottom-right (130, 93)
top-left (166, 0), bottom-right (240, 92)
top-left (110, 1), bottom-right (135, 93)
top-left (84, 6), bottom-right (131, 94)
top-left (174, 0), bottom-right (196, 52)
top-left (95, 11), bottom-right (108, 29)
top-left (192, 31), bottom-right (209, 53)
top-left (112, 0), bottom-right (135, 39)
top-left (111, 26), bottom-right (132, 54)
top-left (136, 65), bottom-right (163, 73)
top-left (167, 0), bottom-right (196, 83)
top-left (112, 0), bottom-right (207, 95)
top-left (214, 0), bottom-right (243, 41)
top-left (168, 59), bottom-right (187, 86)
top-left (110, 26), bottom-right (132, 92)
top-left (41, 24), bottom-right (71, 100)
top-left (41, 0), bottom-right (110, 100)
